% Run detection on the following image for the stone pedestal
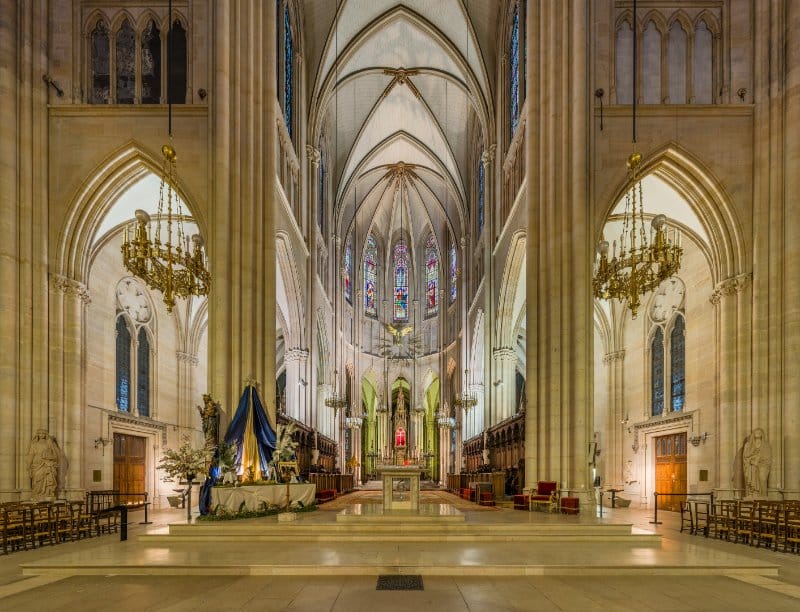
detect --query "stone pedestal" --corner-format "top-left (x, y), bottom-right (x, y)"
top-left (378, 466), bottom-right (423, 511)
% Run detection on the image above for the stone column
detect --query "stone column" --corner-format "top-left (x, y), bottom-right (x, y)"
top-left (306, 146), bottom-right (320, 425)
top-left (482, 146), bottom-right (497, 428)
top-left (493, 347), bottom-right (517, 420)
top-left (603, 350), bottom-right (625, 486)
top-left (284, 348), bottom-right (309, 421)
top-left (711, 274), bottom-right (753, 497)
top-left (525, 2), bottom-right (591, 496)
top-left (49, 275), bottom-right (90, 500)
top-left (176, 352), bottom-right (199, 430)
top-left (784, 0), bottom-right (800, 498)
top-left (209, 1), bottom-right (278, 429)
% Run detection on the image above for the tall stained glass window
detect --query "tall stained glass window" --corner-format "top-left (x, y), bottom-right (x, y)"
top-left (425, 235), bottom-right (439, 317)
top-left (478, 154), bottom-right (485, 232)
top-left (670, 317), bottom-right (686, 412)
top-left (283, 5), bottom-right (293, 139)
top-left (393, 242), bottom-right (409, 321)
top-left (651, 327), bottom-right (664, 416)
top-left (141, 20), bottom-right (161, 104)
top-left (90, 21), bottom-right (110, 104)
top-left (344, 238), bottom-right (352, 305)
top-left (137, 327), bottom-right (150, 417)
top-left (364, 235), bottom-right (378, 317)
top-left (509, 3), bottom-right (520, 135)
top-left (449, 243), bottom-right (457, 304)
top-left (116, 317), bottom-right (131, 412)
top-left (115, 20), bottom-right (135, 103)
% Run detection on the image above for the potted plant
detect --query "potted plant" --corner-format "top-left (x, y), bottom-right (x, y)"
top-left (157, 438), bottom-right (212, 522)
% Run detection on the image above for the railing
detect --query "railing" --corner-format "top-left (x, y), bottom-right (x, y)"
top-left (650, 491), bottom-right (714, 525)
top-left (307, 473), bottom-right (354, 495)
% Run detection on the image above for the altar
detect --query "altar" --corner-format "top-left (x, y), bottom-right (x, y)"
top-left (210, 483), bottom-right (316, 512)
top-left (377, 466), bottom-right (424, 511)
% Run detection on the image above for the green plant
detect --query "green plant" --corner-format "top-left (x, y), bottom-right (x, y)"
top-left (157, 437), bottom-right (212, 481)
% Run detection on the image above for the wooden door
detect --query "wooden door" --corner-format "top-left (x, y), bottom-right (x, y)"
top-left (113, 433), bottom-right (146, 504)
top-left (654, 432), bottom-right (687, 512)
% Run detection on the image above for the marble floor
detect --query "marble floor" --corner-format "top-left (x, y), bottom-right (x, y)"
top-left (2, 496), bottom-right (800, 611)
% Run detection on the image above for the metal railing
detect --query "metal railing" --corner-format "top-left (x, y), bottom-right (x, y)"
top-left (649, 491), bottom-right (714, 525)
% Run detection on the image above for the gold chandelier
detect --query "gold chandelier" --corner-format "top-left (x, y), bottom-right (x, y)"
top-left (121, 1), bottom-right (210, 313)
top-left (592, 0), bottom-right (681, 318)
top-left (121, 143), bottom-right (210, 313)
top-left (453, 369), bottom-right (478, 413)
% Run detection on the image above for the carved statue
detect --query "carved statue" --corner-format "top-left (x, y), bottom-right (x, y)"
top-left (27, 429), bottom-right (59, 500)
top-left (742, 428), bottom-right (771, 497)
top-left (396, 387), bottom-right (406, 413)
top-left (197, 394), bottom-right (220, 452)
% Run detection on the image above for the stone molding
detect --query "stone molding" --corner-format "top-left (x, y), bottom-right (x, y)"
top-left (305, 145), bottom-right (320, 167)
top-left (709, 272), bottom-right (752, 305)
top-left (285, 347), bottom-right (309, 363)
top-left (492, 346), bottom-right (517, 361)
top-left (481, 144), bottom-right (497, 167)
top-left (630, 411), bottom-right (694, 454)
top-left (176, 351), bottom-right (199, 366)
top-left (109, 412), bottom-right (168, 445)
top-left (50, 273), bottom-right (91, 305)
top-left (603, 350), bottom-right (626, 364)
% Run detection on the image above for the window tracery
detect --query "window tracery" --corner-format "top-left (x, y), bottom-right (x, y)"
top-left (344, 238), bottom-right (352, 305)
top-left (651, 327), bottom-right (665, 416)
top-left (393, 242), bottom-right (409, 321)
top-left (425, 234), bottom-right (439, 318)
top-left (449, 243), bottom-right (457, 305)
top-left (364, 235), bottom-right (378, 318)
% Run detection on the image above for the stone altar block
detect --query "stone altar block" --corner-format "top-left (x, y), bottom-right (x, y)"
top-left (378, 466), bottom-right (423, 511)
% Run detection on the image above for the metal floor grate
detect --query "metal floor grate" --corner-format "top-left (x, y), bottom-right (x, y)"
top-left (376, 575), bottom-right (424, 591)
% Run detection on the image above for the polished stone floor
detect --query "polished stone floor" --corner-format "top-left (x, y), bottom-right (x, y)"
top-left (1, 495), bottom-right (800, 611)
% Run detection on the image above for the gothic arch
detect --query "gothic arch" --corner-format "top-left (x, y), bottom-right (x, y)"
top-left (276, 231), bottom-right (305, 350)
top-left (596, 143), bottom-right (746, 284)
top-left (496, 230), bottom-right (526, 347)
top-left (56, 141), bottom-right (207, 284)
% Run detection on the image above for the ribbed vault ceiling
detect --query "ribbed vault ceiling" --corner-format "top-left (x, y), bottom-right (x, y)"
top-left (305, 0), bottom-right (497, 250)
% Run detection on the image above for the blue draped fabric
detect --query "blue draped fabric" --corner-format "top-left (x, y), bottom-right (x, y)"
top-left (199, 463), bottom-right (220, 515)
top-left (224, 384), bottom-right (277, 477)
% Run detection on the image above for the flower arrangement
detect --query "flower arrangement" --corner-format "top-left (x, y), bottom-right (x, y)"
top-left (157, 437), bottom-right (212, 481)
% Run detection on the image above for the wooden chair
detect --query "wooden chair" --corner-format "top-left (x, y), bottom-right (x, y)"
top-left (693, 501), bottom-right (710, 536)
top-left (734, 500), bottom-right (756, 545)
top-left (679, 501), bottom-right (693, 534)
top-left (783, 506), bottom-right (800, 554)
top-left (753, 501), bottom-right (781, 549)
top-left (30, 503), bottom-right (55, 548)
top-left (711, 500), bottom-right (735, 541)
top-left (1, 506), bottom-right (29, 554)
top-left (529, 481), bottom-right (559, 512)
top-left (69, 501), bottom-right (95, 540)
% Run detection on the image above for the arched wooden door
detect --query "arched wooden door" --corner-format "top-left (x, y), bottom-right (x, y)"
top-left (654, 432), bottom-right (687, 512)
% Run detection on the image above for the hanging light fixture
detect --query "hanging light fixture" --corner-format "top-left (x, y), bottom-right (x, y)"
top-left (592, 0), bottom-right (681, 318)
top-left (121, 0), bottom-right (210, 313)
top-left (453, 369), bottom-right (477, 413)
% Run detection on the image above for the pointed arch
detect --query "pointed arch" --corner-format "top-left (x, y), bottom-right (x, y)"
top-left (276, 231), bottom-right (305, 350)
top-left (496, 231), bottom-right (527, 346)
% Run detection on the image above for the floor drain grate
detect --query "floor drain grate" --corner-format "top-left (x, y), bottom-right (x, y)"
top-left (376, 575), bottom-right (424, 591)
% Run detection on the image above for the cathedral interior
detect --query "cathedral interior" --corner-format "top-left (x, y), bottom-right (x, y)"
top-left (2, 0), bottom-right (800, 609)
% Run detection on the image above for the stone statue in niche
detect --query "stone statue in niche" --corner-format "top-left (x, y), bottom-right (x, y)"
top-left (27, 429), bottom-right (59, 500)
top-left (742, 428), bottom-right (771, 497)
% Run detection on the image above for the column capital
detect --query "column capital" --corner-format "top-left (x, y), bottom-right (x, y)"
top-left (285, 347), bottom-right (310, 363)
top-left (602, 350), bottom-right (626, 364)
top-left (50, 273), bottom-right (91, 305)
top-left (305, 145), bottom-right (320, 167)
top-left (481, 144), bottom-right (497, 167)
top-left (709, 272), bottom-right (752, 305)
top-left (492, 346), bottom-right (516, 361)
top-left (176, 351), bottom-right (199, 366)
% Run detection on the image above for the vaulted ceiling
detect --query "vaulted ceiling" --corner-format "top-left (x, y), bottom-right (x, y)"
top-left (304, 0), bottom-right (498, 256)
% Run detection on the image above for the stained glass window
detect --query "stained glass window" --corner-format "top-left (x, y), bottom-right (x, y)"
top-left (449, 243), bottom-right (457, 304)
top-left (167, 19), bottom-right (187, 103)
top-left (344, 238), bottom-right (352, 305)
top-left (478, 154), bottom-right (485, 232)
top-left (364, 235), bottom-right (378, 317)
top-left (284, 5), bottom-right (293, 139)
top-left (137, 327), bottom-right (150, 417)
top-left (670, 317), bottom-right (686, 412)
top-left (425, 235), bottom-right (438, 318)
top-left (141, 20), bottom-right (161, 104)
top-left (510, 3), bottom-right (520, 135)
top-left (116, 317), bottom-right (131, 412)
top-left (393, 242), bottom-right (409, 321)
top-left (115, 20), bottom-right (135, 103)
top-left (90, 21), bottom-right (110, 104)
top-left (651, 327), bottom-right (664, 416)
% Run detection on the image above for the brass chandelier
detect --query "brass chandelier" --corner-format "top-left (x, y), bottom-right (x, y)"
top-left (453, 369), bottom-right (478, 413)
top-left (121, 0), bottom-right (210, 313)
top-left (592, 0), bottom-right (681, 318)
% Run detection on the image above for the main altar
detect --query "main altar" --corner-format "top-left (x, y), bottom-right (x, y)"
top-left (377, 465), bottom-right (424, 511)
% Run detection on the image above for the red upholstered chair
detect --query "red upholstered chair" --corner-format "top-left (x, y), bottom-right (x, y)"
top-left (530, 481), bottom-right (559, 512)
top-left (513, 493), bottom-right (529, 510)
top-left (560, 497), bottom-right (580, 515)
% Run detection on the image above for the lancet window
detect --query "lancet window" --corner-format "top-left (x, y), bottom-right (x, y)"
top-left (116, 317), bottom-right (132, 412)
top-left (478, 153), bottom-right (485, 233)
top-left (364, 235), bottom-right (378, 318)
top-left (86, 13), bottom-right (187, 104)
top-left (344, 238), bottom-right (352, 305)
top-left (283, 4), bottom-right (294, 139)
top-left (115, 279), bottom-right (154, 417)
top-left (425, 235), bottom-right (439, 318)
top-left (137, 328), bottom-right (151, 417)
top-left (670, 316), bottom-right (686, 412)
top-left (650, 313), bottom-right (686, 416)
top-left (651, 327), bottom-right (665, 417)
top-left (449, 243), bottom-right (457, 304)
top-left (393, 243), bottom-right (409, 321)
top-left (509, 3), bottom-right (521, 135)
